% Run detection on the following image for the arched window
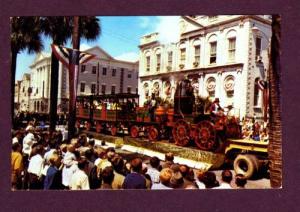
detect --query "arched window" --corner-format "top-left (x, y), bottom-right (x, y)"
top-left (143, 83), bottom-right (149, 97)
top-left (224, 75), bottom-right (235, 97)
top-left (254, 78), bottom-right (260, 106)
top-left (37, 101), bottom-right (40, 112)
top-left (206, 77), bottom-right (216, 98)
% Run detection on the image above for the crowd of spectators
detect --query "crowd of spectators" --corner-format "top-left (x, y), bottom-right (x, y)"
top-left (240, 118), bottom-right (269, 142)
top-left (11, 123), bottom-right (248, 190)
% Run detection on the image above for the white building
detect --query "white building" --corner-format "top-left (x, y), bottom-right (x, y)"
top-left (138, 15), bottom-right (271, 119)
top-left (76, 46), bottom-right (139, 96)
top-left (29, 52), bottom-right (51, 113)
top-left (20, 45), bottom-right (138, 113)
top-left (17, 73), bottom-right (31, 112)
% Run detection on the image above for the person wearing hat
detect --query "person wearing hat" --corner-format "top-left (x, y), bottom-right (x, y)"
top-left (214, 170), bottom-right (233, 189)
top-left (235, 174), bottom-right (247, 189)
top-left (210, 98), bottom-right (223, 117)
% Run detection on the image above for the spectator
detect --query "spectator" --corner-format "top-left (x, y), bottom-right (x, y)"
top-left (99, 166), bottom-right (114, 189)
top-left (146, 156), bottom-right (161, 184)
top-left (214, 170), bottom-right (232, 189)
top-left (11, 142), bottom-right (23, 190)
top-left (142, 163), bottom-right (152, 189)
top-left (44, 153), bottom-right (63, 190)
top-left (111, 156), bottom-right (125, 189)
top-left (27, 145), bottom-right (44, 189)
top-left (62, 144), bottom-right (78, 188)
top-left (123, 158), bottom-right (146, 189)
top-left (70, 157), bottom-right (90, 190)
top-left (179, 165), bottom-right (198, 189)
top-left (169, 170), bottom-right (184, 189)
top-left (202, 171), bottom-right (220, 189)
top-left (161, 152), bottom-right (174, 169)
top-left (22, 127), bottom-right (36, 157)
top-left (195, 170), bottom-right (206, 189)
top-left (235, 174), bottom-right (247, 188)
top-left (151, 168), bottom-right (173, 190)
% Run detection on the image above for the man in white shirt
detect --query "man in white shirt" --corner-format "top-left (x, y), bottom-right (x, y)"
top-left (27, 145), bottom-right (44, 189)
top-left (62, 144), bottom-right (78, 188)
top-left (22, 128), bottom-right (36, 156)
top-left (146, 156), bottom-right (161, 184)
top-left (213, 170), bottom-right (233, 189)
top-left (70, 157), bottom-right (90, 190)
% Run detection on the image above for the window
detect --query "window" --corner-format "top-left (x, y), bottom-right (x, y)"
top-left (168, 51), bottom-right (173, 67)
top-left (180, 48), bottom-right (186, 64)
top-left (36, 88), bottom-right (38, 94)
top-left (254, 78), bottom-right (260, 106)
top-left (228, 38), bottom-right (236, 61)
top-left (23, 86), bottom-right (25, 93)
top-left (101, 85), bottom-right (106, 94)
top-left (255, 37), bottom-right (262, 57)
top-left (92, 66), bottom-right (97, 74)
top-left (127, 87), bottom-right (131, 94)
top-left (136, 87), bottom-right (138, 94)
top-left (102, 67), bottom-right (107, 75)
top-left (80, 83), bottom-right (85, 92)
top-left (81, 65), bottom-right (86, 73)
top-left (194, 45), bottom-right (200, 63)
top-left (210, 42), bottom-right (217, 64)
top-left (112, 69), bottom-right (116, 77)
top-left (146, 56), bottom-right (150, 72)
top-left (111, 85), bottom-right (116, 94)
top-left (128, 73), bottom-right (132, 78)
top-left (91, 84), bottom-right (96, 94)
top-left (156, 54), bottom-right (161, 72)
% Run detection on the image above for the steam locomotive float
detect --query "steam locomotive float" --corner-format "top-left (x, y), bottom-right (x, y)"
top-left (76, 79), bottom-right (241, 153)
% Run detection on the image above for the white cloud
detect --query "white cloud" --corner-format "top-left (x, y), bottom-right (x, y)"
top-left (80, 43), bottom-right (92, 51)
top-left (115, 52), bottom-right (139, 62)
top-left (139, 17), bottom-right (151, 29)
top-left (154, 16), bottom-right (181, 44)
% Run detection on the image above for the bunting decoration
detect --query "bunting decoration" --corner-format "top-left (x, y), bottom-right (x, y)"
top-left (51, 44), bottom-right (95, 107)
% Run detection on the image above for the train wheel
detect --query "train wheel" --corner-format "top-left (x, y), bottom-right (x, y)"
top-left (111, 125), bottom-right (117, 136)
top-left (130, 125), bottom-right (139, 138)
top-left (96, 122), bottom-right (102, 133)
top-left (172, 119), bottom-right (190, 146)
top-left (194, 121), bottom-right (217, 151)
top-left (148, 126), bottom-right (159, 141)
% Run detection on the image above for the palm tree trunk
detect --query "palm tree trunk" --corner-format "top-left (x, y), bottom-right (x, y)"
top-left (11, 50), bottom-right (17, 128)
top-left (68, 16), bottom-right (80, 139)
top-left (49, 52), bottom-right (59, 132)
top-left (268, 15), bottom-right (282, 188)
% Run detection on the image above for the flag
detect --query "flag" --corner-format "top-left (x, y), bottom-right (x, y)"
top-left (51, 44), bottom-right (95, 106)
top-left (257, 80), bottom-right (269, 122)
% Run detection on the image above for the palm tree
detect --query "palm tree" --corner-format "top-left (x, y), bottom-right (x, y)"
top-left (268, 15), bottom-right (282, 188)
top-left (10, 17), bottom-right (43, 126)
top-left (68, 16), bottom-right (101, 138)
top-left (41, 17), bottom-right (72, 132)
top-left (41, 16), bottom-right (100, 133)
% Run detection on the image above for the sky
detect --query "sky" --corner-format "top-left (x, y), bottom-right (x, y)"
top-left (15, 16), bottom-right (180, 80)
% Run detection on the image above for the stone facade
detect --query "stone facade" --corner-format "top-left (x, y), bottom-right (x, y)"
top-left (138, 15), bottom-right (271, 119)
top-left (16, 46), bottom-right (138, 114)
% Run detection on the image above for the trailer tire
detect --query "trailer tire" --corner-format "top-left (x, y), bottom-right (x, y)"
top-left (233, 154), bottom-right (259, 179)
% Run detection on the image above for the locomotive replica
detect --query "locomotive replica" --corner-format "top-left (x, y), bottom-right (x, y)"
top-left (76, 79), bottom-right (241, 153)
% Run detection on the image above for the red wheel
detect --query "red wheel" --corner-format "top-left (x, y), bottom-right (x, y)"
top-left (96, 122), bottom-right (102, 133)
top-left (172, 119), bottom-right (190, 146)
top-left (130, 125), bottom-right (139, 138)
top-left (111, 125), bottom-right (117, 136)
top-left (148, 126), bottom-right (159, 141)
top-left (194, 121), bottom-right (217, 151)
